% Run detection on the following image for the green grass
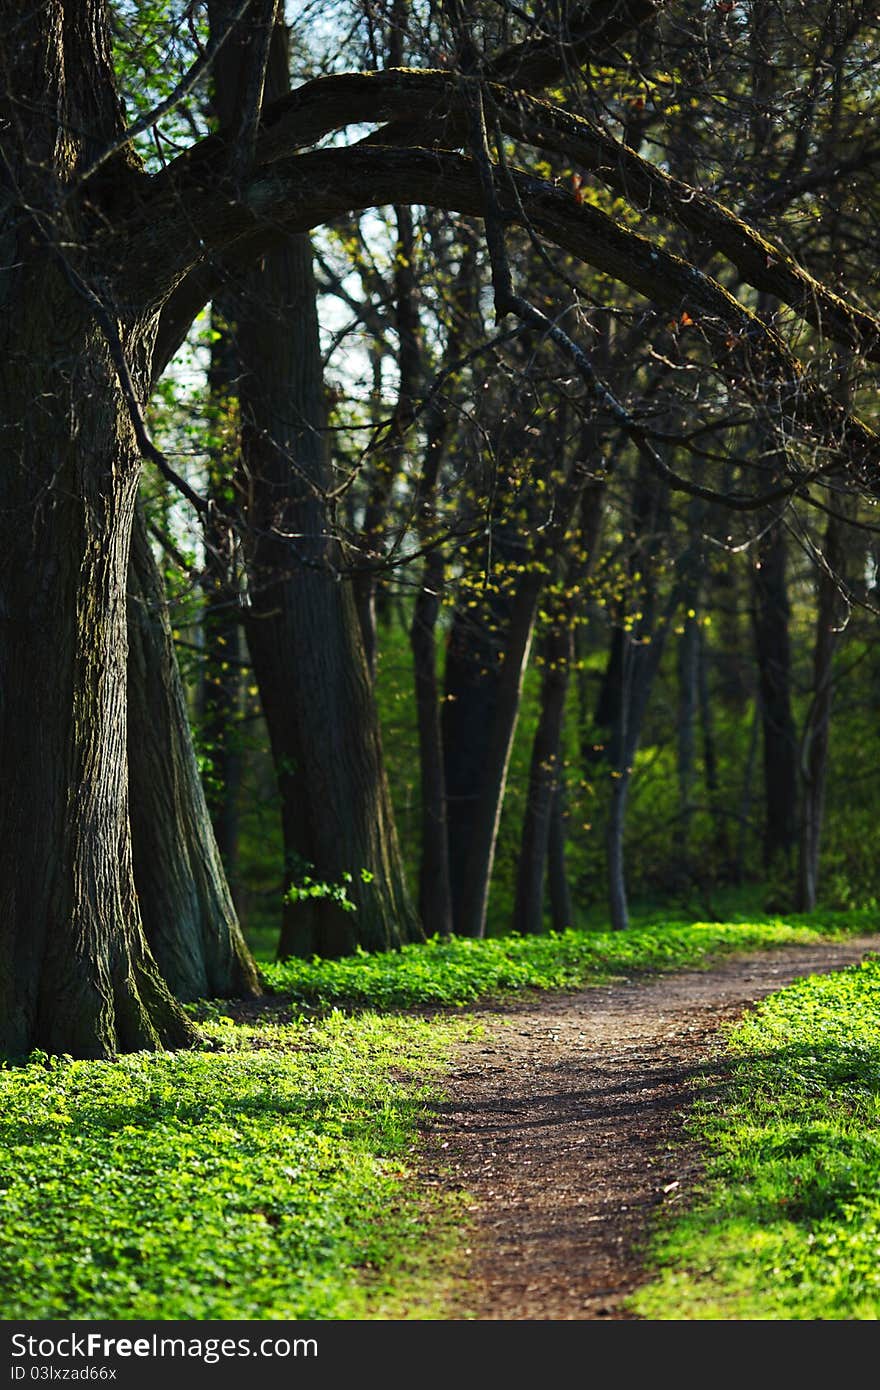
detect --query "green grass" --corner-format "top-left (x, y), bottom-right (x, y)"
top-left (2, 914), bottom-right (878, 1321)
top-left (631, 955), bottom-right (880, 1320)
top-left (0, 1011), bottom-right (472, 1320)
top-left (262, 910), bottom-right (877, 1009)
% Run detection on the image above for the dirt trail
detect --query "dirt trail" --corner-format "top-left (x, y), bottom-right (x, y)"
top-left (423, 937), bottom-right (879, 1320)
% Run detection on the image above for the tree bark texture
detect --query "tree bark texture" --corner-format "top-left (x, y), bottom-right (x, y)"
top-left (207, 9), bottom-right (420, 957)
top-left (0, 0), bottom-right (197, 1057)
top-left (128, 508), bottom-right (260, 1001)
top-left (237, 234), bottom-right (420, 958)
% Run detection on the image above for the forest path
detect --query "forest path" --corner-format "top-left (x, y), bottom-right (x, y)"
top-left (421, 936), bottom-right (880, 1320)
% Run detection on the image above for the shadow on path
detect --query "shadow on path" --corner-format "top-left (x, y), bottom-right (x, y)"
top-left (421, 937), bottom-right (880, 1320)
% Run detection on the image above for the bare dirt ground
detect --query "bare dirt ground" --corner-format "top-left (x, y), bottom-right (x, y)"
top-left (421, 937), bottom-right (880, 1320)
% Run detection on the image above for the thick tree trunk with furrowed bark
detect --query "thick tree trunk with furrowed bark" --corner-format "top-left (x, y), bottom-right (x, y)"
top-left (0, 0), bottom-right (198, 1058)
top-left (0, 304), bottom-right (197, 1057)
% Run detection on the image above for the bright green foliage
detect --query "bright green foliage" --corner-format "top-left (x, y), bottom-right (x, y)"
top-left (264, 912), bottom-right (874, 1009)
top-left (632, 956), bottom-right (880, 1320)
top-left (0, 1013), bottom-right (469, 1320)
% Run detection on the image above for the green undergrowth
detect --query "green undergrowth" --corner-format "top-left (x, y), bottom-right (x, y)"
top-left (0, 1012), bottom-right (473, 1320)
top-left (262, 910), bottom-right (876, 1010)
top-left (2, 913), bottom-right (878, 1321)
top-left (631, 955), bottom-right (880, 1320)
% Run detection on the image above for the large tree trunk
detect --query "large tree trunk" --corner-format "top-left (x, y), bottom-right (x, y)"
top-left (0, 0), bottom-right (197, 1058)
top-left (239, 234), bottom-right (420, 958)
top-left (0, 312), bottom-right (197, 1057)
top-left (128, 507), bottom-right (260, 1001)
top-left (207, 9), bottom-right (420, 957)
top-left (450, 573), bottom-right (543, 938)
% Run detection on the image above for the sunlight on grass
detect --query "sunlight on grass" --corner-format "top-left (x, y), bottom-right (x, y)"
top-left (631, 955), bottom-right (880, 1320)
top-left (262, 911), bottom-right (875, 1009)
top-left (0, 1012), bottom-right (472, 1320)
top-left (1, 917), bottom-right (877, 1320)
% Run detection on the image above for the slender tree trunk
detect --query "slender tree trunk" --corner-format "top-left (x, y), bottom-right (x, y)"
top-left (547, 787), bottom-right (574, 930)
top-left (354, 203), bottom-right (421, 678)
top-left (603, 461), bottom-right (673, 930)
top-left (751, 516), bottom-right (798, 868)
top-left (698, 623), bottom-right (730, 861)
top-left (677, 605), bottom-right (699, 862)
top-left (352, 0), bottom-right (420, 673)
top-left (200, 301), bottom-right (244, 888)
top-left (796, 514), bottom-right (845, 910)
top-left (512, 618), bottom-right (574, 933)
top-left (128, 507), bottom-right (260, 1001)
top-left (411, 549), bottom-right (453, 938)
top-left (594, 623), bottom-right (625, 731)
top-left (513, 477), bottom-right (606, 932)
top-left (795, 55), bottom-right (851, 912)
top-left (674, 496), bottom-right (708, 873)
top-left (405, 231), bottom-right (479, 943)
top-left (735, 698), bottom-right (761, 884)
top-left (607, 774), bottom-right (631, 932)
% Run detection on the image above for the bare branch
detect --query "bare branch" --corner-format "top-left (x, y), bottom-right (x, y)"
top-left (72, 0), bottom-right (254, 193)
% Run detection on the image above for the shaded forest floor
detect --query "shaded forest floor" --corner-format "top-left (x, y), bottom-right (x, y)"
top-left (420, 937), bottom-right (880, 1320)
